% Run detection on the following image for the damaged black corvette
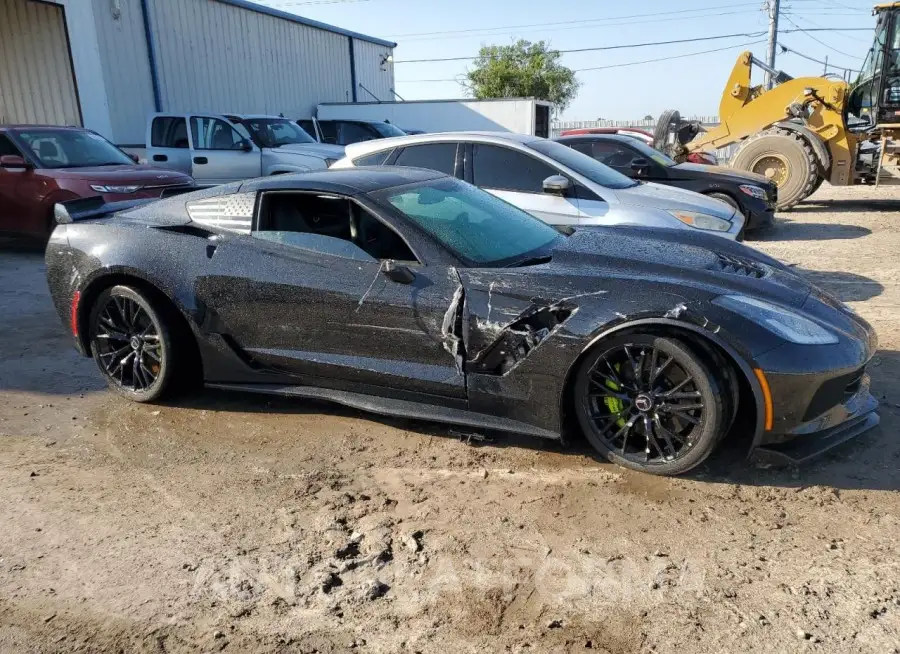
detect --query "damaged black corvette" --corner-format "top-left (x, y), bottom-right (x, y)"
top-left (45, 167), bottom-right (879, 475)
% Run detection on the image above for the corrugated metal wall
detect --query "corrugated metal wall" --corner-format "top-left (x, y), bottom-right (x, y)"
top-left (147, 0), bottom-right (355, 118)
top-left (352, 38), bottom-right (395, 103)
top-left (0, 0), bottom-right (80, 125)
top-left (91, 0), bottom-right (155, 144)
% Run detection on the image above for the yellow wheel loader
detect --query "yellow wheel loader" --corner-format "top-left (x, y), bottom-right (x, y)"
top-left (655, 2), bottom-right (900, 210)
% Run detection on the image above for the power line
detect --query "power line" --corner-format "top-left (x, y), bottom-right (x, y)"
top-left (386, 2), bottom-right (763, 39)
top-left (779, 42), bottom-right (861, 71)
top-left (822, 0), bottom-right (869, 10)
top-left (574, 39), bottom-right (769, 72)
top-left (393, 28), bottom-right (871, 64)
top-left (397, 39), bottom-right (769, 83)
top-left (396, 8), bottom-right (764, 43)
top-left (270, 0), bottom-right (370, 4)
top-left (782, 12), bottom-right (872, 42)
top-left (781, 15), bottom-right (864, 58)
top-left (394, 31), bottom-right (769, 63)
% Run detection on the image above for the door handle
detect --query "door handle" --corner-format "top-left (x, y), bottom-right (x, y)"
top-left (152, 154), bottom-right (168, 162)
top-left (193, 156), bottom-right (208, 165)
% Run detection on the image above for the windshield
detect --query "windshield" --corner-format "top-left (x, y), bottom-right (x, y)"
top-left (527, 139), bottom-right (638, 189)
top-left (15, 129), bottom-right (133, 168)
top-left (622, 138), bottom-right (677, 167)
top-left (376, 177), bottom-right (563, 267)
top-left (370, 122), bottom-right (406, 138)
top-left (241, 118), bottom-right (315, 147)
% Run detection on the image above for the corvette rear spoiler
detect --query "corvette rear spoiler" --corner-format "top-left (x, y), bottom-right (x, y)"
top-left (53, 197), bottom-right (154, 224)
top-left (53, 185), bottom-right (210, 224)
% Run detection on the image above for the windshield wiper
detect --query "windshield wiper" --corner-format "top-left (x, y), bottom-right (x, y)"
top-left (506, 255), bottom-right (552, 268)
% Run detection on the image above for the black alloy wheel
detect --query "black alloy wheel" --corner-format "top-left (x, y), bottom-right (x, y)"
top-left (89, 286), bottom-right (174, 402)
top-left (574, 334), bottom-right (725, 475)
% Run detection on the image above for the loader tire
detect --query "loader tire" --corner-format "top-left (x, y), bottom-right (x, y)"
top-left (800, 175), bottom-right (826, 201)
top-left (654, 109), bottom-right (681, 152)
top-left (730, 128), bottom-right (818, 210)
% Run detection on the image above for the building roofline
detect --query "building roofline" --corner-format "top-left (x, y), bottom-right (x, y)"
top-left (214, 0), bottom-right (397, 48)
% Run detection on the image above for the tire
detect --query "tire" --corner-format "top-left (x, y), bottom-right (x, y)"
top-left (653, 109), bottom-right (681, 152)
top-left (573, 334), bottom-right (726, 476)
top-left (730, 128), bottom-right (818, 210)
top-left (88, 285), bottom-right (178, 402)
top-left (706, 192), bottom-right (740, 211)
top-left (800, 175), bottom-right (825, 202)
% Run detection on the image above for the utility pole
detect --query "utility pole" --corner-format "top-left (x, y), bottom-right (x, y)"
top-left (764, 0), bottom-right (781, 89)
top-left (823, 55), bottom-right (829, 76)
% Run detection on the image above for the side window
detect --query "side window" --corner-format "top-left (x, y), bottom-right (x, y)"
top-left (569, 142), bottom-right (593, 156)
top-left (580, 141), bottom-right (638, 168)
top-left (151, 116), bottom-right (189, 149)
top-left (0, 134), bottom-right (21, 157)
top-left (472, 144), bottom-right (558, 193)
top-left (318, 121), bottom-right (338, 144)
top-left (190, 117), bottom-right (245, 151)
top-left (339, 121), bottom-right (376, 145)
top-left (353, 150), bottom-right (393, 166)
top-left (254, 192), bottom-right (417, 262)
top-left (186, 192), bottom-right (255, 234)
top-left (393, 143), bottom-right (458, 176)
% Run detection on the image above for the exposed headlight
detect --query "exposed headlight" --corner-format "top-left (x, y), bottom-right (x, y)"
top-left (669, 211), bottom-right (731, 232)
top-left (713, 295), bottom-right (839, 344)
top-left (90, 184), bottom-right (142, 194)
top-left (324, 158), bottom-right (338, 167)
top-left (739, 184), bottom-right (768, 200)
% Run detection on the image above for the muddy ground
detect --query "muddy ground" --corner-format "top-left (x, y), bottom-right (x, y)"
top-left (1, 184), bottom-right (899, 654)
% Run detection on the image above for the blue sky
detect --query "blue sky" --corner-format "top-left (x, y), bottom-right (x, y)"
top-left (262, 0), bottom-right (877, 120)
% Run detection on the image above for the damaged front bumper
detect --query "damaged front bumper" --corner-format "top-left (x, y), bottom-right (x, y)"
top-left (747, 308), bottom-right (879, 465)
top-left (753, 375), bottom-right (879, 466)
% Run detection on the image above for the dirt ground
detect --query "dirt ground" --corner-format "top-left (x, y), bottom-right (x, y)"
top-left (1, 184), bottom-right (899, 654)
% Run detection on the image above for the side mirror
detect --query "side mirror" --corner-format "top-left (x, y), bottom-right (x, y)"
top-left (542, 175), bottom-right (571, 196)
top-left (382, 260), bottom-right (415, 284)
top-left (240, 139), bottom-right (254, 152)
top-left (128, 152), bottom-right (140, 163)
top-left (631, 158), bottom-right (651, 176)
top-left (0, 155), bottom-right (29, 169)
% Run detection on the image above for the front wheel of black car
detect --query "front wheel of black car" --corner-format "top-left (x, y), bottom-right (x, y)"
top-left (89, 285), bottom-right (176, 402)
top-left (574, 334), bottom-right (726, 476)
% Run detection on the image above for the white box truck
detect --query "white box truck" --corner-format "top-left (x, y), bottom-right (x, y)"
top-left (313, 98), bottom-right (552, 137)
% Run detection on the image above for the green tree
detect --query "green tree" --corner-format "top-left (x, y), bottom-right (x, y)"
top-left (465, 40), bottom-right (580, 113)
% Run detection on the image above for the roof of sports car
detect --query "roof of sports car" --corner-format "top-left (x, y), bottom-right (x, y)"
top-left (244, 166), bottom-right (448, 193)
top-left (115, 167), bottom-right (449, 226)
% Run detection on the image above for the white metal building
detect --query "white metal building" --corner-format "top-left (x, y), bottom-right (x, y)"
top-left (0, 0), bottom-right (396, 145)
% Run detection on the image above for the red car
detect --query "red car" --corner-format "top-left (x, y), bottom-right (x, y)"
top-left (0, 125), bottom-right (194, 239)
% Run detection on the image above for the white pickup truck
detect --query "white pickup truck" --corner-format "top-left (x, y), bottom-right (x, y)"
top-left (145, 113), bottom-right (345, 184)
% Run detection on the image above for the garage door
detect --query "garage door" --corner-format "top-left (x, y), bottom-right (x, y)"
top-left (0, 0), bottom-right (81, 126)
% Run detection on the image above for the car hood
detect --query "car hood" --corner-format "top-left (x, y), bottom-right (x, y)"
top-left (541, 226), bottom-right (812, 307)
top-left (673, 162), bottom-right (772, 186)
top-left (614, 181), bottom-right (736, 220)
top-left (270, 143), bottom-right (346, 158)
top-left (45, 165), bottom-right (193, 185)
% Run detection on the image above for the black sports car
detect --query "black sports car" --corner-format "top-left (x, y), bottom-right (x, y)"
top-left (555, 134), bottom-right (778, 233)
top-left (45, 167), bottom-right (878, 475)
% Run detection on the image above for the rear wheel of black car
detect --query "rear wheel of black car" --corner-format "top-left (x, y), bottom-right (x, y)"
top-left (89, 285), bottom-right (176, 402)
top-left (574, 334), bottom-right (725, 476)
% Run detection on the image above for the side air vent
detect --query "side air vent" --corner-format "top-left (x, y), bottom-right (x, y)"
top-left (714, 253), bottom-right (768, 279)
